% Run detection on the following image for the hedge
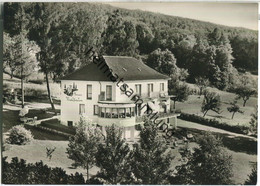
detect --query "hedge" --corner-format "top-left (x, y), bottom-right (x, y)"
top-left (179, 113), bottom-right (249, 135)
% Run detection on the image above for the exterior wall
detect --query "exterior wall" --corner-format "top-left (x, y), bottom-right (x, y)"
top-left (115, 79), bottom-right (168, 103)
top-left (61, 80), bottom-right (114, 125)
top-left (60, 79), bottom-right (170, 127)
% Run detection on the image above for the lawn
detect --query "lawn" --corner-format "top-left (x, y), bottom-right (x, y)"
top-left (175, 89), bottom-right (257, 127)
top-left (3, 136), bottom-right (256, 184)
top-left (3, 78), bottom-right (61, 100)
top-left (3, 108), bottom-right (56, 133)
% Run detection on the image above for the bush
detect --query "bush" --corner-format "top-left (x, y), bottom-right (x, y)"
top-left (24, 88), bottom-right (46, 97)
top-left (28, 79), bottom-right (44, 85)
top-left (2, 157), bottom-right (85, 184)
top-left (7, 125), bottom-right (34, 145)
top-left (179, 113), bottom-right (249, 135)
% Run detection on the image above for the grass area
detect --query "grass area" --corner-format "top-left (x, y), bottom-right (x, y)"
top-left (39, 119), bottom-right (76, 135)
top-left (3, 135), bottom-right (256, 184)
top-left (3, 140), bottom-right (99, 180)
top-left (3, 79), bottom-right (61, 99)
top-left (25, 125), bottom-right (68, 141)
top-left (3, 109), bottom-right (56, 133)
top-left (176, 91), bottom-right (257, 127)
top-left (25, 97), bottom-right (61, 105)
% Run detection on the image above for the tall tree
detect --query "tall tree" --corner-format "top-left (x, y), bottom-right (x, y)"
top-left (66, 117), bottom-right (102, 180)
top-left (4, 4), bottom-right (38, 107)
top-left (136, 23), bottom-right (154, 54)
top-left (129, 120), bottom-right (173, 184)
top-left (123, 20), bottom-right (139, 56)
top-left (101, 9), bottom-right (127, 56)
top-left (95, 125), bottom-right (132, 184)
top-left (146, 48), bottom-right (181, 76)
top-left (208, 28), bottom-right (235, 90)
top-left (3, 32), bottom-right (17, 77)
top-left (29, 3), bottom-right (67, 110)
top-left (174, 133), bottom-right (233, 185)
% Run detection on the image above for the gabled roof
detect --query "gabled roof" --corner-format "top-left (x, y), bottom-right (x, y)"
top-left (60, 56), bottom-right (170, 81)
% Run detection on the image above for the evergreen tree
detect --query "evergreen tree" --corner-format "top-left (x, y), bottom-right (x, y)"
top-left (95, 125), bottom-right (132, 184)
top-left (174, 133), bottom-right (233, 185)
top-left (66, 117), bottom-right (102, 180)
top-left (244, 165), bottom-right (257, 185)
top-left (129, 120), bottom-right (173, 184)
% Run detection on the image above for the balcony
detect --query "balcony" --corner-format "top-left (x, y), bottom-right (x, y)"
top-left (133, 91), bottom-right (174, 102)
top-left (135, 110), bottom-right (181, 124)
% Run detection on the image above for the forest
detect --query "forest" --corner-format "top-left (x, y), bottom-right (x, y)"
top-left (3, 2), bottom-right (258, 92)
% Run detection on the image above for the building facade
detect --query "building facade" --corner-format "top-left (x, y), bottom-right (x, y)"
top-left (60, 56), bottom-right (178, 140)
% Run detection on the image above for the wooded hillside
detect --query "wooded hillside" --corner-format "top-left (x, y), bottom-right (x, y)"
top-left (4, 3), bottom-right (258, 89)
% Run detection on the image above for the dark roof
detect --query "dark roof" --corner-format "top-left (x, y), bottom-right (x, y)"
top-left (60, 56), bottom-right (170, 81)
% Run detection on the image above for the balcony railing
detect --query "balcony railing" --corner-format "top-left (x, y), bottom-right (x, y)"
top-left (135, 110), bottom-right (181, 123)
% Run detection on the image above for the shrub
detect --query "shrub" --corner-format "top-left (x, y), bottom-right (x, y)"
top-left (7, 125), bottom-right (34, 145)
top-left (24, 88), bottom-right (46, 97)
top-left (28, 79), bottom-right (44, 85)
top-left (179, 113), bottom-right (249, 135)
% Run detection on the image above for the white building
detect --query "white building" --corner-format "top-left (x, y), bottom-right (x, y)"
top-left (60, 56), bottom-right (179, 140)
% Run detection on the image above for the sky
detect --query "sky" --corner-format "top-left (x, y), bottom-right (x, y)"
top-left (105, 2), bottom-right (258, 30)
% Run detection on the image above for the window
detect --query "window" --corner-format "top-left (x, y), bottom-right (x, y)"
top-left (67, 121), bottom-right (73, 127)
top-left (126, 108), bottom-right (131, 118)
top-left (119, 108), bottom-right (126, 118)
top-left (106, 108), bottom-right (112, 118)
top-left (131, 107), bottom-right (135, 117)
top-left (94, 105), bottom-right (99, 115)
top-left (135, 84), bottom-right (142, 96)
top-left (79, 104), bottom-right (85, 114)
top-left (148, 83), bottom-right (153, 97)
top-left (106, 85), bottom-right (112, 101)
top-left (160, 83), bottom-right (165, 91)
top-left (112, 108), bottom-right (118, 118)
top-left (101, 107), bottom-right (105, 117)
top-left (87, 85), bottom-right (92, 100)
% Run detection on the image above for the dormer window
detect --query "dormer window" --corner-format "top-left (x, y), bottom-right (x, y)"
top-left (122, 67), bottom-right (127, 72)
top-left (137, 67), bottom-right (141, 71)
